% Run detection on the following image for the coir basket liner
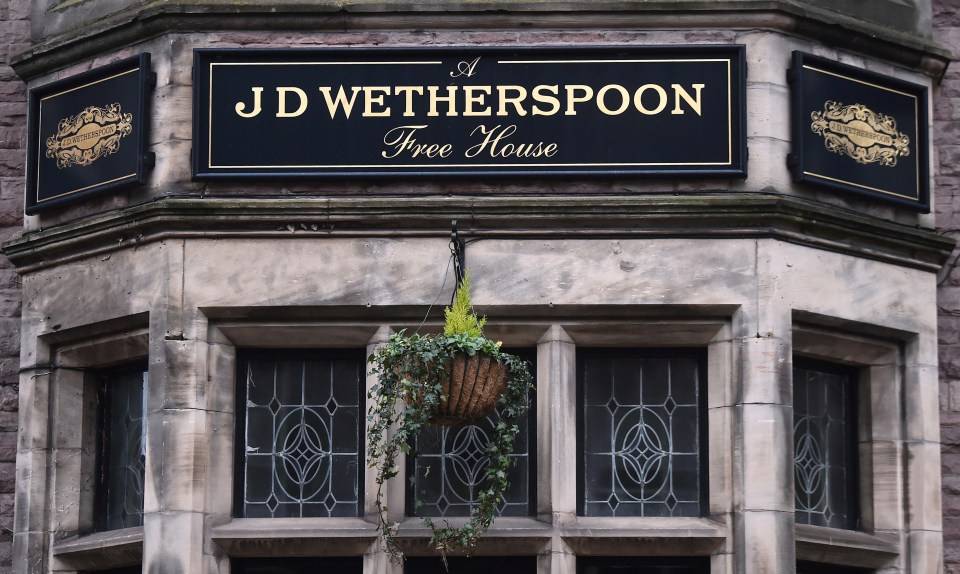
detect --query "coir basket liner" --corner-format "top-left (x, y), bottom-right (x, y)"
top-left (430, 351), bottom-right (508, 426)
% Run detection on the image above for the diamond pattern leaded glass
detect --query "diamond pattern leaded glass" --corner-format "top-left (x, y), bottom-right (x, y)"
top-left (240, 354), bottom-right (362, 518)
top-left (99, 369), bottom-right (147, 531)
top-left (793, 363), bottom-right (857, 529)
top-left (579, 350), bottom-right (705, 517)
top-left (409, 375), bottom-right (533, 517)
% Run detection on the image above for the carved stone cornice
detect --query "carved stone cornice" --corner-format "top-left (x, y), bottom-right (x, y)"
top-left (11, 2), bottom-right (951, 81)
top-left (2, 194), bottom-right (953, 273)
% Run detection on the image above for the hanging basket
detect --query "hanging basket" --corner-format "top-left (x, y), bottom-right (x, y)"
top-left (368, 331), bottom-right (534, 563)
top-left (431, 351), bottom-right (509, 426)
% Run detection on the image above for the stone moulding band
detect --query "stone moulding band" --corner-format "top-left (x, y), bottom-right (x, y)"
top-left (9, 7), bottom-right (950, 82)
top-left (0, 194), bottom-right (953, 274)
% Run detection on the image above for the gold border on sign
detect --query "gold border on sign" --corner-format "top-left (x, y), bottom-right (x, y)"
top-left (801, 64), bottom-right (921, 201)
top-left (36, 67), bottom-right (140, 204)
top-left (206, 58), bottom-right (735, 170)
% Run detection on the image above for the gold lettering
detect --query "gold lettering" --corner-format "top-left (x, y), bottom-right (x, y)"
top-left (564, 85), bottom-right (594, 116)
top-left (671, 83), bottom-right (704, 116)
top-left (318, 86), bottom-right (362, 119)
top-left (496, 85), bottom-right (528, 117)
top-left (532, 85), bottom-right (561, 116)
top-left (427, 86), bottom-right (459, 117)
top-left (250, 81), bottom-right (710, 121)
top-left (382, 124), bottom-right (427, 159)
top-left (62, 124), bottom-right (118, 149)
top-left (394, 86), bottom-right (424, 117)
top-left (276, 87), bottom-right (308, 118)
top-left (362, 86), bottom-right (392, 117)
top-left (466, 124), bottom-right (558, 158)
top-left (634, 84), bottom-right (668, 115)
top-left (381, 124), bottom-right (452, 159)
top-left (235, 87), bottom-right (264, 118)
top-left (463, 86), bottom-right (492, 117)
top-left (596, 84), bottom-right (630, 116)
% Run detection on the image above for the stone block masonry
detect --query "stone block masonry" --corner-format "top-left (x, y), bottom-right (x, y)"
top-left (0, 1), bottom-right (956, 573)
top-left (936, 0), bottom-right (960, 572)
top-left (0, 1), bottom-right (25, 570)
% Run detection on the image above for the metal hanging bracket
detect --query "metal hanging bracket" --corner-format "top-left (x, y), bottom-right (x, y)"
top-left (450, 220), bottom-right (466, 292)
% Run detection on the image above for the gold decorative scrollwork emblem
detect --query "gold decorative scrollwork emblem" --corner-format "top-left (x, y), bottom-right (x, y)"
top-left (45, 103), bottom-right (133, 168)
top-left (810, 101), bottom-right (910, 167)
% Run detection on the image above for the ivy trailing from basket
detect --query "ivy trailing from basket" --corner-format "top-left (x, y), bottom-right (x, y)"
top-left (366, 273), bottom-right (534, 564)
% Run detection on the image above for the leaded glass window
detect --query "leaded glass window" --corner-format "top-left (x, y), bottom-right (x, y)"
top-left (793, 360), bottom-right (859, 530)
top-left (237, 352), bottom-right (363, 518)
top-left (579, 349), bottom-right (707, 517)
top-left (577, 556), bottom-right (710, 573)
top-left (408, 351), bottom-right (535, 517)
top-left (96, 367), bottom-right (147, 532)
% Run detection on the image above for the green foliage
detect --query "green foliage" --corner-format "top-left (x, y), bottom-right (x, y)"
top-left (444, 272), bottom-right (486, 337)
top-left (366, 331), bottom-right (533, 565)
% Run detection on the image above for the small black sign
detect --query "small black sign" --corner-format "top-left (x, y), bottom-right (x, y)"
top-left (193, 47), bottom-right (746, 179)
top-left (789, 51), bottom-right (929, 212)
top-left (26, 54), bottom-right (153, 215)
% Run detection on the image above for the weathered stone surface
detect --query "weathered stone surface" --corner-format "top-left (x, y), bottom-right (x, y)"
top-left (0, 2), bottom-right (25, 569)
top-left (0, 1), bottom-right (954, 573)
top-left (937, 0), bottom-right (960, 569)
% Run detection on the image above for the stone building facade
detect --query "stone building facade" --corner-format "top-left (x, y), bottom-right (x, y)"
top-left (934, 1), bottom-right (960, 572)
top-left (2, 1), bottom-right (960, 573)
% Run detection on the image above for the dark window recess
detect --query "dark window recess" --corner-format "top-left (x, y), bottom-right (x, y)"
top-left (408, 350), bottom-right (536, 518)
top-left (236, 351), bottom-right (364, 518)
top-left (796, 561), bottom-right (873, 574)
top-left (577, 556), bottom-right (710, 573)
top-left (793, 360), bottom-right (859, 530)
top-left (96, 367), bottom-right (147, 532)
top-left (81, 566), bottom-right (143, 574)
top-left (406, 556), bottom-right (538, 574)
top-left (578, 349), bottom-right (708, 518)
top-left (231, 557), bottom-right (363, 574)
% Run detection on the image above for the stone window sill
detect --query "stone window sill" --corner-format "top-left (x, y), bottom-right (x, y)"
top-left (215, 516), bottom-right (554, 556)
top-left (795, 523), bottom-right (899, 569)
top-left (394, 517), bottom-right (553, 555)
top-left (212, 517), bottom-right (377, 556)
top-left (52, 526), bottom-right (143, 571)
top-left (562, 516), bottom-right (726, 555)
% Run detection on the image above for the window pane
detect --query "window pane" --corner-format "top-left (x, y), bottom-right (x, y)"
top-left (232, 557), bottom-right (362, 574)
top-left (99, 368), bottom-right (147, 531)
top-left (409, 350), bottom-right (535, 518)
top-left (238, 353), bottom-right (363, 518)
top-left (81, 567), bottom-right (143, 574)
top-left (579, 350), bottom-right (706, 517)
top-left (577, 556), bottom-right (710, 573)
top-left (793, 362), bottom-right (858, 530)
top-left (406, 556), bottom-right (538, 574)
top-left (796, 561), bottom-right (872, 574)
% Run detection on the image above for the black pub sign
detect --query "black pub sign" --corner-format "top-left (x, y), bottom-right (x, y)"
top-left (193, 46), bottom-right (746, 179)
top-left (789, 51), bottom-right (930, 212)
top-left (26, 53), bottom-right (153, 214)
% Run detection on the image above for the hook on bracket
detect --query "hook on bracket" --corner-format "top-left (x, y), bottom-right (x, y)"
top-left (450, 220), bottom-right (466, 291)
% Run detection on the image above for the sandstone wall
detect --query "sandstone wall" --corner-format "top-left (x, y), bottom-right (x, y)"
top-left (936, 0), bottom-right (960, 571)
top-left (0, 1), bottom-right (958, 572)
top-left (0, 0), bottom-right (26, 570)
